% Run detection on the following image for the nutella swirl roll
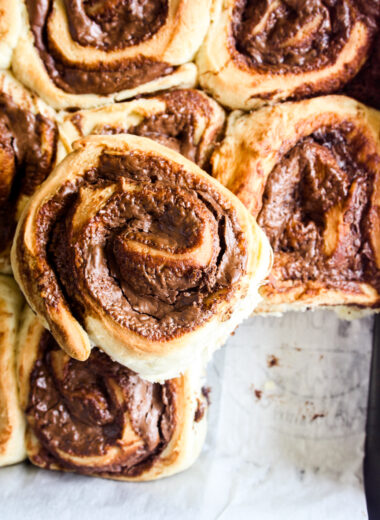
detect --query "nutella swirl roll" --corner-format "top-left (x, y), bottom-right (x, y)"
top-left (0, 275), bottom-right (26, 467)
top-left (0, 71), bottom-right (59, 273)
top-left (212, 96), bottom-right (380, 315)
top-left (197, 0), bottom-right (379, 110)
top-left (12, 134), bottom-right (271, 380)
top-left (59, 89), bottom-right (225, 170)
top-left (11, 0), bottom-right (212, 109)
top-left (18, 308), bottom-right (207, 480)
top-left (0, 0), bottom-right (21, 68)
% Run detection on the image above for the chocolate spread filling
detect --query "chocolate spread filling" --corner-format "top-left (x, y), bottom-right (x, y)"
top-left (26, 0), bottom-right (174, 95)
top-left (82, 90), bottom-right (220, 168)
top-left (27, 331), bottom-right (176, 476)
top-left (22, 151), bottom-right (246, 341)
top-left (257, 123), bottom-right (380, 293)
top-left (65, 0), bottom-right (168, 50)
top-left (0, 94), bottom-right (57, 255)
top-left (232, 0), bottom-right (377, 72)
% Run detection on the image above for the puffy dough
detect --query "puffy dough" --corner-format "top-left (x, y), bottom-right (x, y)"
top-left (212, 96), bottom-right (380, 314)
top-left (12, 134), bottom-right (272, 381)
top-left (18, 307), bottom-right (208, 481)
top-left (0, 275), bottom-right (26, 467)
top-left (197, 0), bottom-right (377, 110)
top-left (0, 0), bottom-right (21, 69)
top-left (59, 89), bottom-right (225, 170)
top-left (12, 0), bottom-right (213, 109)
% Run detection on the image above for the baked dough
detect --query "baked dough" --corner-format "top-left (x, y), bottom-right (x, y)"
top-left (18, 307), bottom-right (208, 481)
top-left (0, 0), bottom-right (21, 69)
top-left (12, 134), bottom-right (271, 381)
top-left (197, 0), bottom-right (377, 110)
top-left (12, 0), bottom-right (212, 109)
top-left (0, 275), bottom-right (26, 467)
top-left (212, 95), bottom-right (380, 313)
top-left (59, 89), bottom-right (225, 169)
top-left (0, 71), bottom-right (61, 273)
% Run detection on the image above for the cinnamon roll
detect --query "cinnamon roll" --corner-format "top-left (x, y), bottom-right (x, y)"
top-left (12, 134), bottom-right (271, 381)
top-left (18, 307), bottom-right (207, 480)
top-left (59, 89), bottom-right (225, 170)
top-left (197, 0), bottom-right (379, 110)
top-left (0, 275), bottom-right (26, 467)
top-left (0, 71), bottom-right (59, 273)
top-left (0, 0), bottom-right (21, 69)
top-left (11, 0), bottom-right (212, 109)
top-left (212, 96), bottom-right (380, 314)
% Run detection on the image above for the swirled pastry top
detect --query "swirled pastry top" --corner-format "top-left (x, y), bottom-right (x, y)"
top-left (18, 307), bottom-right (208, 480)
top-left (25, 0), bottom-right (173, 95)
top-left (12, 1), bottom-right (210, 108)
top-left (0, 72), bottom-right (57, 273)
top-left (37, 151), bottom-right (246, 337)
top-left (232, 0), bottom-right (377, 72)
top-left (212, 96), bottom-right (380, 311)
top-left (197, 0), bottom-right (379, 109)
top-left (12, 135), bottom-right (270, 380)
top-left (257, 123), bottom-right (380, 292)
top-left (27, 332), bottom-right (176, 476)
top-left (59, 89), bottom-right (225, 169)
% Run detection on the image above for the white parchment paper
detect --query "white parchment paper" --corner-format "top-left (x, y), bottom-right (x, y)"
top-left (0, 311), bottom-right (373, 519)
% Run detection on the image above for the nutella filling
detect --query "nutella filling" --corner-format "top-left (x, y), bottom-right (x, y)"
top-left (26, 151), bottom-right (246, 341)
top-left (26, 0), bottom-right (174, 95)
top-left (0, 94), bottom-right (57, 254)
top-left (27, 331), bottom-right (176, 476)
top-left (232, 0), bottom-right (377, 72)
top-left (65, 0), bottom-right (168, 50)
top-left (257, 123), bottom-right (380, 293)
top-left (87, 90), bottom-right (219, 167)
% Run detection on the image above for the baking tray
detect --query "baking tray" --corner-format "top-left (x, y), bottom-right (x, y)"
top-left (365, 314), bottom-right (380, 519)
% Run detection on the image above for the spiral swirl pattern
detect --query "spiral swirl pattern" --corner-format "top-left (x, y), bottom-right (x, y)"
top-left (12, 0), bottom-right (211, 108)
top-left (27, 333), bottom-right (176, 477)
top-left (233, 0), bottom-right (365, 70)
top-left (197, 0), bottom-right (378, 109)
top-left (13, 135), bottom-right (269, 380)
top-left (18, 308), bottom-right (208, 480)
top-left (212, 96), bottom-right (380, 311)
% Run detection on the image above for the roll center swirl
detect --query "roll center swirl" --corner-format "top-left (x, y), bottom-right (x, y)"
top-left (44, 151), bottom-right (246, 340)
top-left (233, 0), bottom-right (367, 70)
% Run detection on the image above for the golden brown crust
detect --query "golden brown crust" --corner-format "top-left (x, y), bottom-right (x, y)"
top-left (18, 308), bottom-right (207, 481)
top-left (212, 96), bottom-right (380, 312)
top-left (0, 275), bottom-right (26, 467)
top-left (12, 0), bottom-right (211, 109)
top-left (11, 134), bottom-right (271, 381)
top-left (197, 0), bottom-right (376, 110)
